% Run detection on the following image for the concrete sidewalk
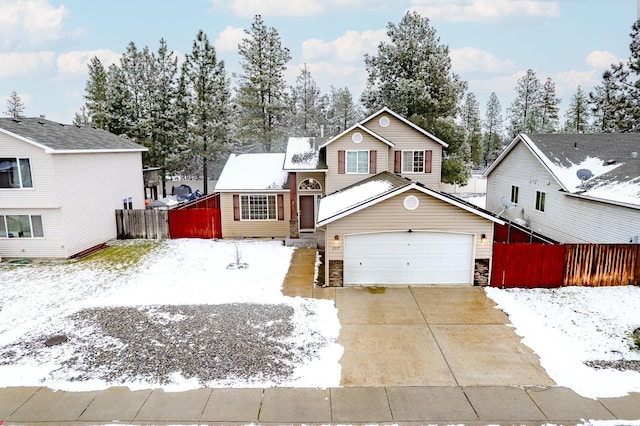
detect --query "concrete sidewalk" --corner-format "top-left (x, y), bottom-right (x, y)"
top-left (1, 384), bottom-right (639, 425)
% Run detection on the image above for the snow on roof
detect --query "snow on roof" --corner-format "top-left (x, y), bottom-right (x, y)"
top-left (215, 153), bottom-right (288, 191)
top-left (520, 134), bottom-right (640, 207)
top-left (283, 137), bottom-right (322, 170)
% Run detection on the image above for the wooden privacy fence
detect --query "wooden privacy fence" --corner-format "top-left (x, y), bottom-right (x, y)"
top-left (116, 206), bottom-right (221, 240)
top-left (492, 242), bottom-right (640, 288)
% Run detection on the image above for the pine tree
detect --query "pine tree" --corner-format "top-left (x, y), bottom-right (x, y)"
top-left (482, 92), bottom-right (504, 166)
top-left (460, 92), bottom-right (483, 167)
top-left (361, 10), bottom-right (466, 129)
top-left (104, 64), bottom-right (131, 136)
top-left (181, 30), bottom-right (231, 194)
top-left (82, 56), bottom-right (109, 129)
top-left (539, 77), bottom-right (561, 133)
top-left (236, 15), bottom-right (292, 152)
top-left (564, 85), bottom-right (590, 133)
top-left (507, 69), bottom-right (542, 137)
top-left (589, 66), bottom-right (628, 132)
top-left (325, 86), bottom-right (361, 136)
top-left (290, 64), bottom-right (327, 137)
top-left (4, 90), bottom-right (25, 118)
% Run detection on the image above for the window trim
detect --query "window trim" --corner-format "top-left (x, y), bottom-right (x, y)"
top-left (240, 194), bottom-right (278, 221)
top-left (510, 185), bottom-right (519, 204)
top-left (345, 150), bottom-right (369, 174)
top-left (0, 157), bottom-right (33, 189)
top-left (535, 190), bottom-right (546, 212)
top-left (0, 214), bottom-right (44, 239)
top-left (401, 150), bottom-right (425, 173)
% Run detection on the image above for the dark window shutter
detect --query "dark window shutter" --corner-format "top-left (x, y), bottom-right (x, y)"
top-left (369, 150), bottom-right (377, 174)
top-left (277, 194), bottom-right (284, 220)
top-left (338, 150), bottom-right (345, 174)
top-left (394, 151), bottom-right (401, 173)
top-left (425, 150), bottom-right (432, 173)
top-left (233, 194), bottom-right (240, 221)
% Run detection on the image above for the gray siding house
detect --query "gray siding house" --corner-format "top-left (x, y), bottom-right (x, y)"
top-left (484, 133), bottom-right (640, 244)
top-left (0, 117), bottom-right (147, 259)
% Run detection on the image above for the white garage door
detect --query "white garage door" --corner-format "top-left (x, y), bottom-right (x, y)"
top-left (343, 231), bottom-right (474, 285)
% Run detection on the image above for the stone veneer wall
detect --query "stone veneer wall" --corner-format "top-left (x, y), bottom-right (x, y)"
top-left (474, 259), bottom-right (490, 286)
top-left (289, 219), bottom-right (299, 239)
top-left (328, 260), bottom-right (343, 287)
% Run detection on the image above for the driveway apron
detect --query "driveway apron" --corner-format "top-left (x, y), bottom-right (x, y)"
top-left (335, 286), bottom-right (555, 387)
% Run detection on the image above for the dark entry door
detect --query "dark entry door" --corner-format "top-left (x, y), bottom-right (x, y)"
top-left (299, 195), bottom-right (315, 230)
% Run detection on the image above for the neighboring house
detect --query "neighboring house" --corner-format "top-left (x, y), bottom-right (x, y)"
top-left (484, 133), bottom-right (640, 244)
top-left (216, 107), bottom-right (504, 286)
top-left (0, 117), bottom-right (147, 259)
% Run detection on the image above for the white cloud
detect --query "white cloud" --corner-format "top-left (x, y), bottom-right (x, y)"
top-left (450, 47), bottom-right (517, 73)
top-left (0, 0), bottom-right (68, 48)
top-left (302, 29), bottom-right (386, 63)
top-left (586, 50), bottom-right (626, 70)
top-left (215, 26), bottom-right (248, 53)
top-left (0, 52), bottom-right (56, 79)
top-left (56, 49), bottom-right (121, 77)
top-left (210, 0), bottom-right (391, 17)
top-left (409, 0), bottom-right (560, 22)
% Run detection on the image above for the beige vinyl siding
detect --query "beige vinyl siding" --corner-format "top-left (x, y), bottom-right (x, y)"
top-left (362, 113), bottom-right (443, 190)
top-left (486, 141), bottom-right (640, 243)
top-left (0, 133), bottom-right (58, 209)
top-left (295, 172), bottom-right (325, 192)
top-left (0, 208), bottom-right (66, 258)
top-left (323, 189), bottom-right (494, 280)
top-left (219, 192), bottom-right (291, 238)
top-left (325, 130), bottom-right (389, 194)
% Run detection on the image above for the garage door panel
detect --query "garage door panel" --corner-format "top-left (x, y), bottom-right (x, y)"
top-left (344, 232), bottom-right (473, 285)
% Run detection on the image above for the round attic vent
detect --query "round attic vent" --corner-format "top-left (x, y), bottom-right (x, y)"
top-left (352, 132), bottom-right (363, 143)
top-left (379, 116), bottom-right (390, 127)
top-left (403, 195), bottom-right (419, 211)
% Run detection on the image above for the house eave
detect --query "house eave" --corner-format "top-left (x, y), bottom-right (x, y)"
top-left (563, 191), bottom-right (640, 210)
top-left (319, 123), bottom-right (395, 149)
top-left (361, 107), bottom-right (449, 148)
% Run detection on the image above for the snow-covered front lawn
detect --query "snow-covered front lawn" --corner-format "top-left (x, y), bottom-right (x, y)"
top-left (486, 286), bottom-right (640, 398)
top-left (0, 239), bottom-right (342, 391)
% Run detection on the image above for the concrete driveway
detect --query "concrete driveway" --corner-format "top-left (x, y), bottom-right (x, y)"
top-left (333, 286), bottom-right (555, 388)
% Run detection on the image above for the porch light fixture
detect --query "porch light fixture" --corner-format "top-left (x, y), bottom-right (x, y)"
top-left (334, 235), bottom-right (340, 241)
top-left (480, 233), bottom-right (487, 244)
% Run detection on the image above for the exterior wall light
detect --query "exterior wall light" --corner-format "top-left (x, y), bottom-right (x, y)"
top-left (480, 233), bottom-right (487, 244)
top-left (334, 235), bottom-right (340, 241)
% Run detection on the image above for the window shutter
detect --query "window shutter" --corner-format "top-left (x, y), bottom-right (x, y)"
top-left (425, 150), bottom-right (432, 173)
top-left (338, 150), bottom-right (345, 174)
top-left (369, 150), bottom-right (377, 174)
top-left (277, 194), bottom-right (284, 220)
top-left (394, 151), bottom-right (401, 173)
top-left (233, 194), bottom-right (240, 221)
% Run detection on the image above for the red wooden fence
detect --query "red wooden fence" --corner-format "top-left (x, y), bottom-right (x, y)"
top-left (168, 208), bottom-right (221, 239)
top-left (491, 243), bottom-right (565, 288)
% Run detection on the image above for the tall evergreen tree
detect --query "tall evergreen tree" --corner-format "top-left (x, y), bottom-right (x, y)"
top-left (82, 56), bottom-right (109, 129)
top-left (539, 77), bottom-right (561, 133)
top-left (361, 10), bottom-right (466, 129)
top-left (589, 66), bottom-right (628, 132)
top-left (325, 85), bottom-right (361, 136)
top-left (564, 85), bottom-right (590, 133)
top-left (104, 64), bottom-right (131, 136)
top-left (181, 30), bottom-right (231, 194)
top-left (4, 90), bottom-right (25, 118)
top-left (482, 92), bottom-right (504, 166)
top-left (290, 64), bottom-right (327, 137)
top-left (460, 92), bottom-right (482, 167)
top-left (507, 69), bottom-right (542, 137)
top-left (236, 15), bottom-right (292, 152)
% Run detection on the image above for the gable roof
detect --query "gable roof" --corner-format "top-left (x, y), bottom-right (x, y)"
top-left (319, 123), bottom-right (394, 149)
top-left (0, 117), bottom-right (146, 153)
top-left (317, 171), bottom-right (504, 226)
top-left (360, 107), bottom-right (449, 148)
top-left (283, 137), bottom-right (327, 171)
top-left (485, 133), bottom-right (640, 208)
top-left (215, 153), bottom-right (289, 191)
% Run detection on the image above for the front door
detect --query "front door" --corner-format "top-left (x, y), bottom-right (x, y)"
top-left (299, 195), bottom-right (315, 230)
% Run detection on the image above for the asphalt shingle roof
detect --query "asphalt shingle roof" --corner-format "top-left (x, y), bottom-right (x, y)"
top-left (0, 117), bottom-right (146, 152)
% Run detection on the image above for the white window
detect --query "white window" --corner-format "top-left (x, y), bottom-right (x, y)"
top-left (241, 195), bottom-right (277, 220)
top-left (346, 150), bottom-right (369, 174)
top-left (402, 150), bottom-right (425, 173)
top-left (535, 191), bottom-right (546, 212)
top-left (511, 185), bottom-right (519, 204)
top-left (123, 197), bottom-right (133, 210)
top-left (0, 157), bottom-right (33, 188)
top-left (0, 214), bottom-right (44, 238)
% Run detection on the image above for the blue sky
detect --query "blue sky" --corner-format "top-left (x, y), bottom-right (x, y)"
top-left (0, 0), bottom-right (636, 124)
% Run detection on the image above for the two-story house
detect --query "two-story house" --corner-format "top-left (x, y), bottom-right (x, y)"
top-left (216, 107), bottom-right (504, 286)
top-left (0, 117), bottom-right (147, 259)
top-left (484, 133), bottom-right (640, 244)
